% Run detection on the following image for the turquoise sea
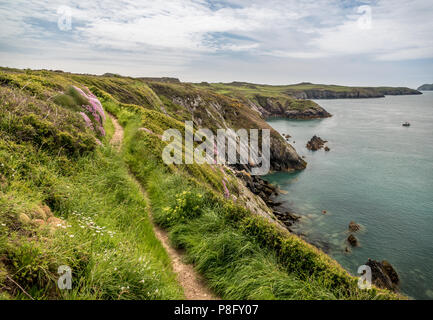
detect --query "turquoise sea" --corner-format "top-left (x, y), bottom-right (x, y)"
top-left (265, 92), bottom-right (433, 299)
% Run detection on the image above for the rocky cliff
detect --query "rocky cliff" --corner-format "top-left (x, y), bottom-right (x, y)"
top-left (247, 95), bottom-right (331, 119)
top-left (418, 84), bottom-right (433, 91)
top-left (287, 87), bottom-right (422, 99)
top-left (147, 82), bottom-right (307, 172)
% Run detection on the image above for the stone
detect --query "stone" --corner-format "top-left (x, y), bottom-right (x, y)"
top-left (349, 221), bottom-right (361, 232)
top-left (347, 234), bottom-right (358, 247)
top-left (306, 135), bottom-right (327, 151)
top-left (382, 260), bottom-right (399, 285)
top-left (365, 259), bottom-right (399, 291)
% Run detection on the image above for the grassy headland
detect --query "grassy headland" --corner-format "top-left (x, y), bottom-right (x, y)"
top-left (198, 81), bottom-right (421, 99)
top-left (0, 67), bottom-right (401, 299)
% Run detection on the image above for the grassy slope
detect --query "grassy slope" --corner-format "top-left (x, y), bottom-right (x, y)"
top-left (194, 82), bottom-right (320, 112)
top-left (196, 81), bottom-right (420, 99)
top-left (0, 70), bottom-right (183, 299)
top-left (0, 68), bottom-right (400, 300)
top-left (98, 77), bottom-right (400, 300)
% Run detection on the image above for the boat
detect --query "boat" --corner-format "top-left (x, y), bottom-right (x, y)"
top-left (402, 122), bottom-right (411, 127)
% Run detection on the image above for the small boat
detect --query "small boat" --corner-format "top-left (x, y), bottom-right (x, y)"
top-left (402, 122), bottom-right (411, 127)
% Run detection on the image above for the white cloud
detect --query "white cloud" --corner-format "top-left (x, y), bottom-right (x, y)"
top-left (0, 0), bottom-right (432, 85)
top-left (309, 0), bottom-right (433, 61)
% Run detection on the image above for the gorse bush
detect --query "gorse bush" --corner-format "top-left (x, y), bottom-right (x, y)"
top-left (162, 191), bottom-right (204, 227)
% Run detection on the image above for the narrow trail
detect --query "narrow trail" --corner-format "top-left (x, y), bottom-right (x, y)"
top-left (108, 114), bottom-right (217, 300)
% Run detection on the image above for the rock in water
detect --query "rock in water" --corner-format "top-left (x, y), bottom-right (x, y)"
top-left (365, 259), bottom-right (399, 291)
top-left (349, 221), bottom-right (361, 232)
top-left (382, 260), bottom-right (400, 285)
top-left (306, 135), bottom-right (327, 151)
top-left (347, 234), bottom-right (358, 247)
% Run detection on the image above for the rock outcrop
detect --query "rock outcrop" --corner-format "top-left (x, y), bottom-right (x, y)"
top-left (250, 95), bottom-right (332, 120)
top-left (235, 170), bottom-right (300, 230)
top-left (347, 234), bottom-right (358, 247)
top-left (349, 221), bottom-right (361, 232)
top-left (149, 82), bottom-right (307, 173)
top-left (287, 87), bottom-right (421, 99)
top-left (306, 135), bottom-right (327, 151)
top-left (365, 259), bottom-right (399, 291)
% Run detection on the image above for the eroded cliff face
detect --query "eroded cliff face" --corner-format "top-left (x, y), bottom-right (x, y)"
top-left (286, 87), bottom-right (421, 99)
top-left (249, 95), bottom-right (332, 119)
top-left (148, 82), bottom-right (306, 173)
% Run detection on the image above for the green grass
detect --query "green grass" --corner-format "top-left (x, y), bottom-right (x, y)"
top-left (0, 73), bottom-right (183, 299)
top-left (0, 67), bottom-right (402, 300)
top-left (104, 93), bottom-right (400, 300)
top-left (193, 81), bottom-right (420, 103)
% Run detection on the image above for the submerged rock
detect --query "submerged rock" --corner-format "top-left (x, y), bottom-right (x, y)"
top-left (347, 234), bottom-right (358, 247)
top-left (306, 135), bottom-right (327, 151)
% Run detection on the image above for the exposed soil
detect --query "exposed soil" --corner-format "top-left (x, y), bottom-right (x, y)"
top-left (108, 113), bottom-right (217, 300)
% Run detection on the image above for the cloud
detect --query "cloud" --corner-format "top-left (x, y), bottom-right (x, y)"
top-left (0, 0), bottom-right (432, 85)
top-left (310, 0), bottom-right (433, 61)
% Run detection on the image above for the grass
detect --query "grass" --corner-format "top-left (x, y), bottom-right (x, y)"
top-left (0, 140), bottom-right (184, 299)
top-left (0, 74), bottom-right (183, 299)
top-left (194, 81), bottom-right (420, 102)
top-left (0, 67), bottom-right (402, 300)
top-left (103, 91), bottom-right (400, 299)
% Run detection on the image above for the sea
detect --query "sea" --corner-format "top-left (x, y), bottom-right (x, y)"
top-left (265, 92), bottom-right (433, 299)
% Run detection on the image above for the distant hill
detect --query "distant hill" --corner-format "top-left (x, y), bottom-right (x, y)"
top-left (197, 82), bottom-right (422, 100)
top-left (418, 84), bottom-right (433, 91)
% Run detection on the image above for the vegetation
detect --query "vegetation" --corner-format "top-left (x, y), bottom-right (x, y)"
top-left (0, 67), bottom-right (401, 300)
top-left (195, 81), bottom-right (421, 101)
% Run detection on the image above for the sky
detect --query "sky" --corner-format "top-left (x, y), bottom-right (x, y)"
top-left (0, 0), bottom-right (432, 88)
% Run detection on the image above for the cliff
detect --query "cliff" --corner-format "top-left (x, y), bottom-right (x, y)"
top-left (288, 87), bottom-right (421, 99)
top-left (201, 81), bottom-right (421, 100)
top-left (418, 84), bottom-right (433, 91)
top-left (0, 67), bottom-right (400, 301)
top-left (193, 82), bottom-right (332, 120)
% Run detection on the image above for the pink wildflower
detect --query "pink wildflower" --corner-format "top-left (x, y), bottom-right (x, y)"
top-left (79, 112), bottom-right (93, 129)
top-left (97, 126), bottom-right (106, 137)
top-left (222, 179), bottom-right (230, 199)
top-left (74, 85), bottom-right (106, 123)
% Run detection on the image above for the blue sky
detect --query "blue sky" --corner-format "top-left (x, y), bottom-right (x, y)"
top-left (0, 0), bottom-right (432, 87)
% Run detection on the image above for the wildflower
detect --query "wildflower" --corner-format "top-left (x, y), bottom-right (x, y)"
top-left (222, 179), bottom-right (230, 199)
top-left (79, 112), bottom-right (93, 129)
top-left (69, 234), bottom-right (75, 238)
